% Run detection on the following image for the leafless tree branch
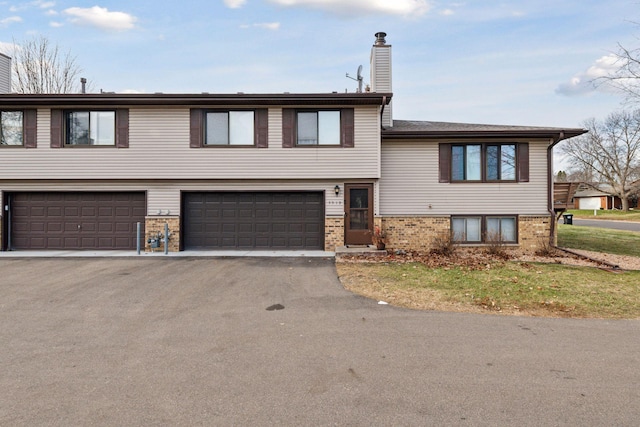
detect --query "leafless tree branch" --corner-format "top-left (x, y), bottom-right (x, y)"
top-left (11, 36), bottom-right (89, 94)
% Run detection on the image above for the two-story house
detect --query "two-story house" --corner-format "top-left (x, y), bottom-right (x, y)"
top-left (0, 33), bottom-right (585, 253)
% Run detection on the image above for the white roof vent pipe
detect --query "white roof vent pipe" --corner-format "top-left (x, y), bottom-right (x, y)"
top-left (370, 32), bottom-right (392, 128)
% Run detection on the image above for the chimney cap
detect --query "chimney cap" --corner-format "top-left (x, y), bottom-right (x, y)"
top-left (374, 32), bottom-right (387, 45)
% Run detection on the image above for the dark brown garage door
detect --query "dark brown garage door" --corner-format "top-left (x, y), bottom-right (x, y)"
top-left (9, 192), bottom-right (146, 250)
top-left (183, 192), bottom-right (324, 250)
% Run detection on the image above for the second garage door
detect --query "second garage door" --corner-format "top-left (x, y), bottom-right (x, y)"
top-left (183, 192), bottom-right (324, 250)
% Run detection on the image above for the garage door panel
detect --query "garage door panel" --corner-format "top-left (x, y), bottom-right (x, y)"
top-left (10, 192), bottom-right (145, 250)
top-left (31, 207), bottom-right (46, 217)
top-left (183, 192), bottom-right (324, 250)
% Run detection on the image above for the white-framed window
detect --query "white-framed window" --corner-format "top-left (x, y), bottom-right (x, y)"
top-left (206, 111), bottom-right (255, 146)
top-left (452, 215), bottom-right (518, 243)
top-left (0, 111), bottom-right (24, 146)
top-left (66, 111), bottom-right (115, 146)
top-left (296, 111), bottom-right (341, 146)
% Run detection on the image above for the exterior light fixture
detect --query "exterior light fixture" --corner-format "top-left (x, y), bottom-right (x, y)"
top-left (334, 185), bottom-right (340, 196)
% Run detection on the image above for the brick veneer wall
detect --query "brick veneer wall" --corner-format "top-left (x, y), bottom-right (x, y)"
top-left (518, 215), bottom-right (552, 252)
top-left (325, 217), bottom-right (344, 251)
top-left (379, 215), bottom-right (552, 253)
top-left (380, 217), bottom-right (450, 252)
top-left (145, 216), bottom-right (180, 252)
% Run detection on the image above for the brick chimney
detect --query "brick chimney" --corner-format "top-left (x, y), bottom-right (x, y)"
top-left (370, 32), bottom-right (392, 128)
top-left (0, 53), bottom-right (10, 94)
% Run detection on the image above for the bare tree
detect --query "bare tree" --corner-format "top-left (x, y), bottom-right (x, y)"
top-left (598, 23), bottom-right (640, 105)
top-left (559, 110), bottom-right (640, 210)
top-left (605, 42), bottom-right (640, 104)
top-left (11, 36), bottom-right (85, 94)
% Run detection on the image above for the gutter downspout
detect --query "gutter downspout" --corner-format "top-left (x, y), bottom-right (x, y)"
top-left (380, 95), bottom-right (387, 129)
top-left (547, 131), bottom-right (565, 246)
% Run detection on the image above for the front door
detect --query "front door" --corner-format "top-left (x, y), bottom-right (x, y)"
top-left (344, 184), bottom-right (374, 246)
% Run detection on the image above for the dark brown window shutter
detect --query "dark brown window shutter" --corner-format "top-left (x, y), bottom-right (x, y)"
top-left (439, 143), bottom-right (451, 183)
top-left (190, 109), bottom-right (203, 148)
top-left (50, 109), bottom-right (63, 148)
top-left (115, 109), bottom-right (129, 148)
top-left (255, 108), bottom-right (268, 148)
top-left (341, 108), bottom-right (354, 147)
top-left (282, 108), bottom-right (295, 148)
top-left (24, 109), bottom-right (37, 148)
top-left (518, 142), bottom-right (529, 182)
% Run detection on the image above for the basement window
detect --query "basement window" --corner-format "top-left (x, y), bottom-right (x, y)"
top-left (452, 215), bottom-right (517, 243)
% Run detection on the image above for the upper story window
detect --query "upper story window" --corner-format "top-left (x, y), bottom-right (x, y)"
top-left (206, 111), bottom-right (254, 146)
top-left (50, 109), bottom-right (128, 148)
top-left (190, 109), bottom-right (268, 148)
top-left (440, 142), bottom-right (528, 183)
top-left (297, 111), bottom-right (341, 145)
top-left (66, 111), bottom-right (115, 146)
top-left (0, 111), bottom-right (23, 146)
top-left (282, 108), bottom-right (354, 148)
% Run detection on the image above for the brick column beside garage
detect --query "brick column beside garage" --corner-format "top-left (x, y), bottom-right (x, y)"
top-left (324, 217), bottom-right (344, 251)
top-left (145, 216), bottom-right (180, 252)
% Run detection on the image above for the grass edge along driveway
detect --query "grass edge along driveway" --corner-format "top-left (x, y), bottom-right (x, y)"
top-left (336, 258), bottom-right (640, 319)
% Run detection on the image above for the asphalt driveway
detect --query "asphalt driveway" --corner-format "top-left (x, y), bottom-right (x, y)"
top-left (0, 257), bottom-right (639, 426)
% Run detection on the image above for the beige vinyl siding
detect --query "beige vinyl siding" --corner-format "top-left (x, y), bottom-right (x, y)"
top-left (370, 45), bottom-right (392, 127)
top-left (379, 140), bottom-right (550, 216)
top-left (0, 54), bottom-right (10, 94)
top-left (1, 180), bottom-right (346, 217)
top-left (0, 106), bottom-right (380, 180)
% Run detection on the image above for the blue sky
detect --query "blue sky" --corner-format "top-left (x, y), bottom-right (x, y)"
top-left (0, 0), bottom-right (638, 128)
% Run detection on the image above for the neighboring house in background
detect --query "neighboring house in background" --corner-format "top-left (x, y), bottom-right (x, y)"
top-left (0, 33), bottom-right (586, 253)
top-left (573, 183), bottom-right (638, 210)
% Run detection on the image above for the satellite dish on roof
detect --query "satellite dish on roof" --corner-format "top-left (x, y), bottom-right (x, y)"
top-left (346, 65), bottom-right (364, 93)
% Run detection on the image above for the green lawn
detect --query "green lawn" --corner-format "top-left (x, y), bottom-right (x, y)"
top-left (337, 222), bottom-right (640, 319)
top-left (557, 224), bottom-right (640, 257)
top-left (337, 261), bottom-right (640, 318)
top-left (566, 209), bottom-right (640, 221)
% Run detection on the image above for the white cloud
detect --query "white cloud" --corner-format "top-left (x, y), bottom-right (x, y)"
top-left (268, 0), bottom-right (430, 17)
top-left (63, 6), bottom-right (137, 31)
top-left (240, 22), bottom-right (281, 30)
top-left (439, 9), bottom-right (455, 16)
top-left (556, 54), bottom-right (621, 96)
top-left (0, 16), bottom-right (22, 26)
top-left (224, 0), bottom-right (247, 8)
top-left (9, 1), bottom-right (54, 11)
top-left (35, 1), bottom-right (55, 8)
top-left (49, 21), bottom-right (63, 27)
